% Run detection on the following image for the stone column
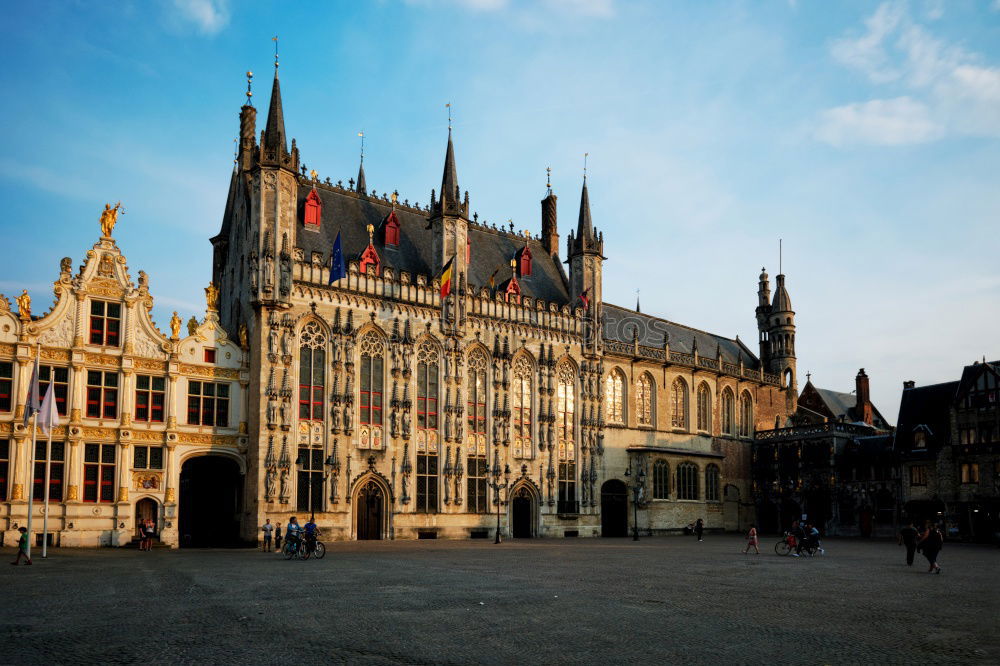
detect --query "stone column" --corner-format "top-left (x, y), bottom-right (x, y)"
top-left (64, 439), bottom-right (81, 503)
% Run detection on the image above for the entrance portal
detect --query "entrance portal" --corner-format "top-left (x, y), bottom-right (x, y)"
top-left (601, 479), bottom-right (628, 537)
top-left (179, 455), bottom-right (242, 547)
top-left (356, 480), bottom-right (384, 540)
top-left (511, 486), bottom-right (534, 538)
top-left (135, 498), bottom-right (159, 541)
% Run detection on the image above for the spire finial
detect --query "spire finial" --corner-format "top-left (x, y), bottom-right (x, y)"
top-left (546, 166), bottom-right (552, 194)
top-left (272, 35), bottom-right (279, 71)
top-left (233, 138), bottom-right (238, 165)
top-left (779, 238), bottom-right (783, 274)
top-left (635, 288), bottom-right (640, 313)
top-left (446, 102), bottom-right (452, 131)
top-left (245, 70), bottom-right (253, 106)
top-left (583, 152), bottom-right (589, 182)
top-left (358, 131), bottom-right (365, 163)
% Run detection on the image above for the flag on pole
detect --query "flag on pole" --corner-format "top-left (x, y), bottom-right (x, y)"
top-left (487, 265), bottom-right (502, 295)
top-left (580, 287), bottom-right (590, 311)
top-left (439, 255), bottom-right (455, 299)
top-left (24, 354), bottom-right (40, 426)
top-left (37, 382), bottom-right (60, 435)
top-left (328, 231), bottom-right (346, 285)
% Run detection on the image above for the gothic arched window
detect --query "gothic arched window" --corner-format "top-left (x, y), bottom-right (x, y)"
top-left (467, 349), bottom-right (489, 513)
top-left (358, 330), bottom-right (385, 450)
top-left (696, 383), bottom-right (711, 432)
top-left (416, 339), bottom-right (440, 513)
top-left (671, 378), bottom-right (688, 429)
top-left (557, 362), bottom-right (577, 513)
top-left (721, 387), bottom-right (735, 436)
top-left (706, 464), bottom-right (720, 502)
top-left (739, 391), bottom-right (754, 438)
top-left (636, 373), bottom-right (654, 427)
top-left (298, 321), bottom-right (327, 421)
top-left (512, 355), bottom-right (533, 459)
top-left (653, 460), bottom-right (669, 499)
top-left (605, 369), bottom-right (625, 424)
top-left (677, 462), bottom-right (699, 500)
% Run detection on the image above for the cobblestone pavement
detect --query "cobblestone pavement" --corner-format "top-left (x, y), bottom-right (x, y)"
top-left (1, 536), bottom-right (997, 665)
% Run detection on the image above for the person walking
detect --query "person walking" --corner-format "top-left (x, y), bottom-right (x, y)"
top-left (694, 518), bottom-right (704, 542)
top-left (917, 521), bottom-right (943, 574)
top-left (742, 524), bottom-right (760, 554)
top-left (262, 519), bottom-right (274, 552)
top-left (143, 518), bottom-right (156, 551)
top-left (11, 527), bottom-right (32, 566)
top-left (274, 524), bottom-right (283, 553)
top-left (898, 521), bottom-right (919, 566)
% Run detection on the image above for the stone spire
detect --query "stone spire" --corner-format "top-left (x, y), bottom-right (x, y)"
top-left (441, 129), bottom-right (459, 204)
top-left (356, 159), bottom-right (367, 195)
top-left (262, 69), bottom-right (286, 155)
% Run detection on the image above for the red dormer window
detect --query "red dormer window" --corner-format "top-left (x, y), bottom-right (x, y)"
top-left (360, 244), bottom-right (381, 275)
top-left (504, 277), bottom-right (521, 303)
top-left (466, 236), bottom-right (471, 263)
top-left (304, 189), bottom-right (322, 229)
top-left (383, 211), bottom-right (400, 246)
top-left (517, 245), bottom-right (533, 277)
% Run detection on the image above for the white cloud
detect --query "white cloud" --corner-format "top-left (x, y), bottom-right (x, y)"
top-left (169, 0), bottom-right (230, 35)
top-left (830, 1), bottom-right (905, 83)
top-left (815, 96), bottom-right (942, 146)
top-left (542, 0), bottom-right (615, 18)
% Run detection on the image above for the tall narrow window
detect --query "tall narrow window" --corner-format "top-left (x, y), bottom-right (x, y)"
top-left (358, 331), bottom-right (385, 450)
top-left (186, 381), bottom-right (230, 427)
top-left (296, 447), bottom-right (324, 512)
top-left (134, 375), bottom-right (166, 423)
top-left (83, 443), bottom-right (116, 503)
top-left (133, 446), bottom-right (164, 470)
top-left (511, 356), bottom-right (533, 459)
top-left (86, 371), bottom-right (118, 419)
top-left (0, 440), bottom-right (8, 500)
top-left (605, 370), bottom-right (624, 424)
top-left (677, 462), bottom-right (698, 500)
top-left (706, 464), bottom-right (720, 501)
top-left (739, 391), bottom-right (754, 437)
top-left (467, 349), bottom-right (489, 513)
top-left (298, 321), bottom-right (327, 421)
top-left (636, 373), bottom-right (653, 426)
top-left (89, 300), bottom-right (121, 346)
top-left (416, 340), bottom-right (440, 513)
top-left (303, 188), bottom-right (322, 228)
top-left (383, 211), bottom-right (400, 246)
top-left (960, 463), bottom-right (980, 484)
top-left (721, 388), bottom-right (735, 435)
top-left (33, 440), bottom-right (65, 502)
top-left (653, 460), bottom-right (669, 499)
top-left (557, 362), bottom-right (577, 514)
top-left (696, 383), bottom-right (711, 432)
top-left (671, 378), bottom-right (688, 429)
top-left (40, 366), bottom-right (69, 416)
top-left (0, 362), bottom-right (12, 412)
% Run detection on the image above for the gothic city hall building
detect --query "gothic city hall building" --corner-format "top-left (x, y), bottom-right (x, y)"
top-left (0, 69), bottom-right (798, 547)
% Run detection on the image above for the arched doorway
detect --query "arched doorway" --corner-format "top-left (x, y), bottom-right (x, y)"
top-left (510, 485), bottom-right (535, 538)
top-left (601, 479), bottom-right (628, 537)
top-left (179, 455), bottom-right (242, 547)
top-left (135, 497), bottom-right (159, 541)
top-left (356, 479), bottom-right (385, 540)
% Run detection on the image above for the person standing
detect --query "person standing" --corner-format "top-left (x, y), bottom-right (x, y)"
top-left (262, 519), bottom-right (274, 552)
top-left (918, 521), bottom-right (943, 574)
top-left (742, 524), bottom-right (760, 555)
top-left (694, 518), bottom-right (704, 542)
top-left (11, 527), bottom-right (32, 566)
top-left (898, 522), bottom-right (919, 566)
top-left (143, 518), bottom-right (156, 551)
top-left (274, 524), bottom-right (283, 553)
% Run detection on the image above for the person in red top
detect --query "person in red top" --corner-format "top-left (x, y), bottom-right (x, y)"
top-left (742, 524), bottom-right (760, 555)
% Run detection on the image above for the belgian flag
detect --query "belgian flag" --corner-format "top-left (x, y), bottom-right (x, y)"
top-left (439, 255), bottom-right (455, 299)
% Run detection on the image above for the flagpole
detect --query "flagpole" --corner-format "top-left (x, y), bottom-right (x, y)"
top-left (42, 426), bottom-right (52, 558)
top-left (25, 343), bottom-right (39, 560)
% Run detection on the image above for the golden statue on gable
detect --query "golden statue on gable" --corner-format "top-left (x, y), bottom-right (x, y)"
top-left (16, 290), bottom-right (31, 318)
top-left (205, 282), bottom-right (219, 311)
top-left (169, 311), bottom-right (182, 340)
top-left (100, 202), bottom-right (124, 238)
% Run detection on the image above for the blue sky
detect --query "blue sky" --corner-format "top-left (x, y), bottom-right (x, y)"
top-left (1, 0), bottom-right (998, 420)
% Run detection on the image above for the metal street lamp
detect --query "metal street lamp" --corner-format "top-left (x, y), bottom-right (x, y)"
top-left (489, 459), bottom-right (513, 544)
top-left (295, 452), bottom-right (337, 521)
top-left (624, 459), bottom-right (646, 541)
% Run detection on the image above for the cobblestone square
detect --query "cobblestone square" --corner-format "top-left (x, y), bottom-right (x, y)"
top-left (2, 536), bottom-right (997, 664)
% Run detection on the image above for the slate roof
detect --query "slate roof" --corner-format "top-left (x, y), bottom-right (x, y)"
top-left (811, 386), bottom-right (889, 428)
top-left (294, 183), bottom-right (571, 305)
top-left (601, 303), bottom-right (760, 368)
top-left (894, 381), bottom-right (958, 451)
top-left (955, 360), bottom-right (1000, 399)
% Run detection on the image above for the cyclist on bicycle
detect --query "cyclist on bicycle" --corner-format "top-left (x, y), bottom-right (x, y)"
top-left (303, 517), bottom-right (319, 553)
top-left (285, 517), bottom-right (303, 553)
top-left (790, 520), bottom-right (806, 557)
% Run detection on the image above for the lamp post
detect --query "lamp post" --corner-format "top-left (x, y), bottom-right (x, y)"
top-left (624, 458), bottom-right (646, 541)
top-left (489, 460), bottom-right (512, 544)
top-left (295, 452), bottom-right (337, 521)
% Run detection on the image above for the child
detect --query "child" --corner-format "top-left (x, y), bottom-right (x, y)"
top-left (742, 524), bottom-right (759, 555)
top-left (11, 527), bottom-right (32, 565)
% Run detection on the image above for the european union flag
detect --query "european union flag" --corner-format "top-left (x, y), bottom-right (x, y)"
top-left (329, 231), bottom-right (346, 284)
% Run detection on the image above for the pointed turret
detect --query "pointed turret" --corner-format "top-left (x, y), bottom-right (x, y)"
top-left (262, 71), bottom-right (286, 155)
top-left (772, 274), bottom-right (793, 313)
top-left (441, 129), bottom-right (459, 203)
top-left (356, 159), bottom-right (367, 195)
top-left (567, 174), bottom-right (604, 357)
top-left (568, 177), bottom-right (603, 257)
top-left (540, 168), bottom-right (558, 257)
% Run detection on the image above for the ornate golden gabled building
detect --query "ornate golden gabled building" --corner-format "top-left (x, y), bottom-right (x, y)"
top-left (0, 221), bottom-right (249, 548)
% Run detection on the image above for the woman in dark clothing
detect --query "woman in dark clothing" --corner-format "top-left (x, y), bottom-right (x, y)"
top-left (694, 518), bottom-right (704, 542)
top-left (918, 521), bottom-right (943, 573)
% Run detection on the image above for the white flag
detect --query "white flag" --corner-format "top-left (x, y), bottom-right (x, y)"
top-left (37, 382), bottom-right (59, 435)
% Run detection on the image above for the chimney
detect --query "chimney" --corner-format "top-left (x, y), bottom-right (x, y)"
top-left (903, 380), bottom-right (916, 390)
top-left (855, 368), bottom-right (873, 425)
top-left (541, 190), bottom-right (558, 257)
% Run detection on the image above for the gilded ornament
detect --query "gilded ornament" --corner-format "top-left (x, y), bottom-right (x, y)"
top-left (11, 483), bottom-right (24, 500)
top-left (170, 311), bottom-right (182, 340)
top-left (16, 290), bottom-right (30, 319)
top-left (187, 316), bottom-right (199, 336)
top-left (165, 488), bottom-right (176, 503)
top-left (117, 486), bottom-right (129, 502)
top-left (238, 323), bottom-right (248, 349)
top-left (205, 282), bottom-right (219, 311)
top-left (100, 202), bottom-right (124, 238)
top-left (66, 485), bottom-right (79, 501)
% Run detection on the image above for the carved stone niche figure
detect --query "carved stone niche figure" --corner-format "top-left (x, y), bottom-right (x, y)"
top-left (331, 403), bottom-right (342, 431)
top-left (250, 254), bottom-right (259, 290)
top-left (267, 399), bottom-right (277, 426)
top-left (268, 328), bottom-right (279, 354)
top-left (264, 467), bottom-right (276, 499)
top-left (280, 330), bottom-right (291, 356)
top-left (279, 468), bottom-right (289, 501)
top-left (332, 338), bottom-right (342, 363)
top-left (264, 255), bottom-right (274, 288)
top-left (279, 402), bottom-right (288, 427)
top-left (279, 255), bottom-right (291, 295)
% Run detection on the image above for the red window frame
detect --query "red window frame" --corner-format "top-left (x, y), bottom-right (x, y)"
top-left (40, 365), bottom-right (69, 416)
top-left (0, 362), bottom-right (13, 412)
top-left (33, 440), bottom-right (65, 502)
top-left (135, 375), bottom-right (166, 423)
top-left (384, 211), bottom-right (400, 246)
top-left (204, 348), bottom-right (217, 364)
top-left (417, 361), bottom-right (439, 432)
top-left (82, 443), bottom-right (116, 503)
top-left (298, 346), bottom-right (325, 421)
top-left (186, 381), bottom-right (230, 427)
top-left (89, 300), bottom-right (121, 347)
top-left (518, 246), bottom-right (532, 277)
top-left (0, 439), bottom-right (9, 501)
top-left (467, 368), bottom-right (487, 436)
top-left (304, 189), bottom-right (322, 228)
top-left (360, 355), bottom-right (383, 426)
top-left (86, 370), bottom-right (118, 419)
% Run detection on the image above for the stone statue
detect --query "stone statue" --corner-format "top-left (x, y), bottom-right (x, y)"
top-left (249, 254), bottom-right (259, 291)
top-left (279, 468), bottom-right (289, 500)
top-left (280, 331), bottom-right (290, 356)
top-left (238, 323), bottom-right (248, 349)
top-left (169, 311), bottom-right (181, 340)
top-left (138, 270), bottom-right (149, 289)
top-left (264, 255), bottom-right (274, 288)
top-left (187, 316), bottom-right (199, 336)
top-left (100, 202), bottom-right (123, 238)
top-left (205, 282), bottom-right (219, 311)
top-left (268, 329), bottom-right (278, 354)
top-left (16, 290), bottom-right (30, 318)
top-left (264, 467), bottom-right (275, 499)
top-left (60, 257), bottom-right (72, 274)
top-left (279, 402), bottom-right (288, 427)
top-left (279, 255), bottom-right (291, 295)
top-left (267, 399), bottom-right (277, 426)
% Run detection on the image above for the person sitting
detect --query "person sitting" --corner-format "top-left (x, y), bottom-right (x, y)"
top-left (807, 523), bottom-right (824, 555)
top-left (303, 517), bottom-right (318, 553)
top-left (285, 517), bottom-right (302, 552)
top-left (791, 520), bottom-right (806, 557)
